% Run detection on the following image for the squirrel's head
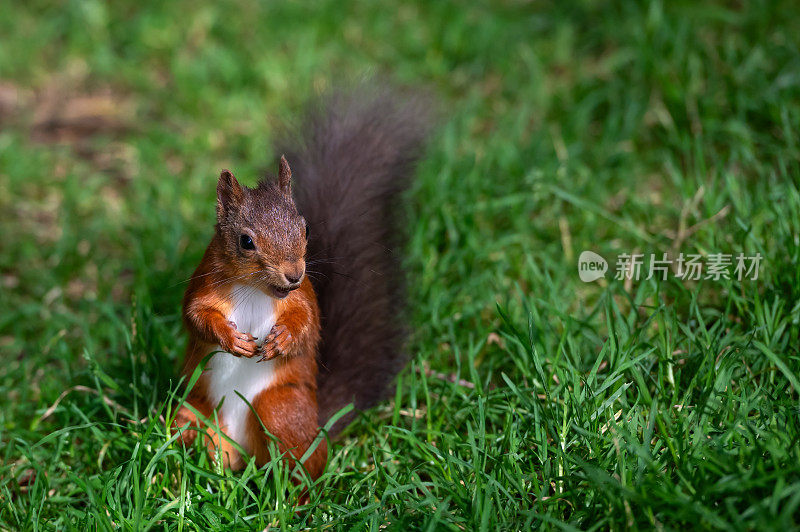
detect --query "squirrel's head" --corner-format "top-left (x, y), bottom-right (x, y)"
top-left (215, 156), bottom-right (307, 299)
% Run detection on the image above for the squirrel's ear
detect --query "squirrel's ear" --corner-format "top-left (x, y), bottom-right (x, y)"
top-left (278, 155), bottom-right (292, 195)
top-left (217, 169), bottom-right (243, 220)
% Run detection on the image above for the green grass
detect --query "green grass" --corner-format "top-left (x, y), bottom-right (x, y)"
top-left (2, 0), bottom-right (800, 529)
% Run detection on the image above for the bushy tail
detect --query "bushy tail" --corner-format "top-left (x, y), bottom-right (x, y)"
top-left (279, 86), bottom-right (432, 435)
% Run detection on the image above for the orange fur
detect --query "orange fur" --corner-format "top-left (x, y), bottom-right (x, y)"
top-left (172, 161), bottom-right (327, 482)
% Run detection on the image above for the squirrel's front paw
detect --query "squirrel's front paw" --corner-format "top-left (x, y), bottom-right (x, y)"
top-left (220, 320), bottom-right (259, 358)
top-left (258, 324), bottom-right (292, 361)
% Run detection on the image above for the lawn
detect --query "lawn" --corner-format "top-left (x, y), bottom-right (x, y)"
top-left (2, 0), bottom-right (800, 529)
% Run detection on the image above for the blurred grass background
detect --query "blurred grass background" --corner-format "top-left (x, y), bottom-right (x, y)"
top-left (1, 0), bottom-right (800, 529)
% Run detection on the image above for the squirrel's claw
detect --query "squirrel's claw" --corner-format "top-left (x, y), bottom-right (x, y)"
top-left (223, 321), bottom-right (259, 357)
top-left (256, 325), bottom-right (292, 361)
top-left (257, 324), bottom-right (292, 361)
top-left (256, 344), bottom-right (276, 362)
top-left (228, 333), bottom-right (259, 358)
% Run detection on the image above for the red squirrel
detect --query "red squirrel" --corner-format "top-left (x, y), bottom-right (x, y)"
top-left (171, 88), bottom-right (430, 481)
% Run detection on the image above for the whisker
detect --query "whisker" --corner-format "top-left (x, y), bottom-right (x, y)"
top-left (207, 268), bottom-right (271, 289)
top-left (168, 269), bottom-right (223, 288)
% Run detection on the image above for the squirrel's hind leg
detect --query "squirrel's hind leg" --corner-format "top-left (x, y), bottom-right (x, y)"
top-left (203, 421), bottom-right (244, 470)
top-left (246, 382), bottom-right (328, 481)
top-left (171, 380), bottom-right (244, 470)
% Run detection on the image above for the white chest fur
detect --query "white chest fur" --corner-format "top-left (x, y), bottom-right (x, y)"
top-left (206, 284), bottom-right (278, 451)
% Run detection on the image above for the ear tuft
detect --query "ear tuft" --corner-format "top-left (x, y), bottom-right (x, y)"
top-left (217, 169), bottom-right (243, 221)
top-left (278, 155), bottom-right (292, 195)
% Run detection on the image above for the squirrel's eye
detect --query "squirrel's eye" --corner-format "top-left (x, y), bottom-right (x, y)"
top-left (239, 234), bottom-right (255, 250)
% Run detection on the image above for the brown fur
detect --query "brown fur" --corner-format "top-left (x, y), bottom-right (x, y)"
top-left (281, 86), bottom-right (432, 434)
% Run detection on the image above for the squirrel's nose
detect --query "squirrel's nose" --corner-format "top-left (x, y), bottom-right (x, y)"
top-left (284, 271), bottom-right (303, 285)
